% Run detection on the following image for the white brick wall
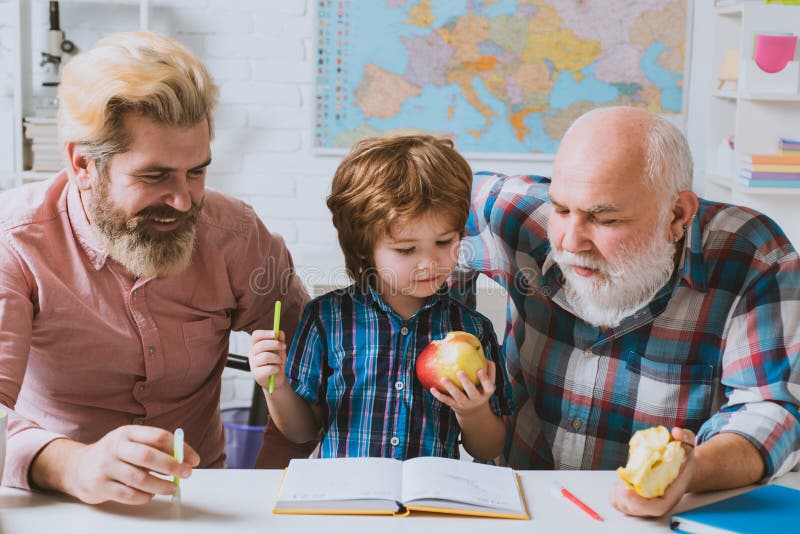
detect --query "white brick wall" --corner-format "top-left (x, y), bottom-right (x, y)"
top-left (0, 1), bottom-right (15, 182)
top-left (0, 0), bottom-right (712, 407)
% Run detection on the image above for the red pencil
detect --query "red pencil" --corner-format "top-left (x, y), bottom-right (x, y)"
top-left (555, 484), bottom-right (603, 521)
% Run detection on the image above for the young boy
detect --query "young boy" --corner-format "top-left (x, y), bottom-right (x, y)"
top-left (249, 136), bottom-right (512, 462)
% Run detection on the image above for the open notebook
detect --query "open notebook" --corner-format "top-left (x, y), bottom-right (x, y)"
top-left (273, 456), bottom-right (529, 519)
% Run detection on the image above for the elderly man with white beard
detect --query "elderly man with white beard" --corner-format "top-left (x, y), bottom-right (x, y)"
top-left (462, 106), bottom-right (800, 517)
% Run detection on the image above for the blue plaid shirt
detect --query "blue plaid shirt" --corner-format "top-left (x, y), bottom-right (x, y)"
top-left (286, 283), bottom-right (513, 460)
top-left (462, 172), bottom-right (800, 479)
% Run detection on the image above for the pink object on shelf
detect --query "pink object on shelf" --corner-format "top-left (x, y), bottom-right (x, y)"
top-left (753, 34), bottom-right (798, 74)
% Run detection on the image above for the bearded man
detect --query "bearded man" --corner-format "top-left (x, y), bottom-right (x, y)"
top-left (463, 106), bottom-right (799, 517)
top-left (0, 32), bottom-right (309, 504)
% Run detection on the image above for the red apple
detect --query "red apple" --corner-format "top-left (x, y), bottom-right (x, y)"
top-left (415, 331), bottom-right (488, 393)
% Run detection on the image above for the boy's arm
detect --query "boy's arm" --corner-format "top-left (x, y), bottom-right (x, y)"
top-left (250, 330), bottom-right (322, 443)
top-left (460, 317), bottom-right (513, 461)
top-left (264, 382), bottom-right (322, 444)
top-left (251, 301), bottom-right (328, 444)
top-left (458, 400), bottom-right (507, 462)
top-left (429, 361), bottom-right (506, 462)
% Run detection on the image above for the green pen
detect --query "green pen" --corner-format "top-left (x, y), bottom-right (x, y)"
top-left (173, 427), bottom-right (184, 487)
top-left (269, 300), bottom-right (281, 396)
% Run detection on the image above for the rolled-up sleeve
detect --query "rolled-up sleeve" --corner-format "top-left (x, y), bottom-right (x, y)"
top-left (461, 172), bottom-right (551, 291)
top-left (697, 247), bottom-right (800, 479)
top-left (0, 238), bottom-right (67, 489)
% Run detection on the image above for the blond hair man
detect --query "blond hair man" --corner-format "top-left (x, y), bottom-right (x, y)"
top-left (0, 32), bottom-right (309, 504)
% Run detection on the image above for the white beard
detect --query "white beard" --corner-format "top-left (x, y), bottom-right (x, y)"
top-left (550, 231), bottom-right (677, 328)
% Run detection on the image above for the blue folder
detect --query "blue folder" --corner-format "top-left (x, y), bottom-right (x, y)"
top-left (670, 484), bottom-right (800, 534)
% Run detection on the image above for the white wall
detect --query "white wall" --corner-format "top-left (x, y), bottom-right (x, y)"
top-left (685, 0), bottom-right (712, 187)
top-left (0, 1), bottom-right (16, 177)
top-left (0, 0), bottom-right (713, 408)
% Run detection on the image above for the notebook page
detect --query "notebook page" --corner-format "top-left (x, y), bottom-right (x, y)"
top-left (279, 458), bottom-right (403, 502)
top-left (400, 457), bottom-right (523, 512)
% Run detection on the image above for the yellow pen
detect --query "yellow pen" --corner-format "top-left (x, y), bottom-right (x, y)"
top-left (269, 300), bottom-right (281, 396)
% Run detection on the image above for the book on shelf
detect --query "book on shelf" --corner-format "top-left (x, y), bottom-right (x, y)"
top-left (716, 50), bottom-right (739, 91)
top-left (737, 177), bottom-right (800, 188)
top-left (741, 153), bottom-right (800, 165)
top-left (23, 117), bottom-right (58, 136)
top-left (23, 124), bottom-right (58, 139)
top-left (273, 456), bottom-right (529, 519)
top-left (741, 169), bottom-right (800, 180)
top-left (23, 117), bottom-right (64, 172)
top-left (742, 163), bottom-right (800, 173)
top-left (780, 137), bottom-right (800, 152)
top-left (32, 161), bottom-right (64, 172)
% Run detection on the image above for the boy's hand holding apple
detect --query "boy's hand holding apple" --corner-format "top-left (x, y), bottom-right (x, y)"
top-left (416, 331), bottom-right (496, 418)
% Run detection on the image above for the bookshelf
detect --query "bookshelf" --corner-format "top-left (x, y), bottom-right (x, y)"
top-left (705, 3), bottom-right (800, 247)
top-left (3, 0), bottom-right (148, 190)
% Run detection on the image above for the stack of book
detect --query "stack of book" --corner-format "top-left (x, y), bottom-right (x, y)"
top-left (23, 117), bottom-right (64, 172)
top-left (739, 151), bottom-right (800, 188)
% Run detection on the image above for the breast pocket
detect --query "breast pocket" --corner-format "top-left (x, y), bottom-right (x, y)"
top-left (182, 316), bottom-right (230, 387)
top-left (624, 351), bottom-right (715, 433)
top-left (330, 344), bottom-right (392, 394)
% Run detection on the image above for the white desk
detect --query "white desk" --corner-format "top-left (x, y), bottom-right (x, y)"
top-left (1, 470), bottom-right (797, 534)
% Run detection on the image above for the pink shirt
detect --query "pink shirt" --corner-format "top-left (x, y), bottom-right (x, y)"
top-left (0, 172), bottom-right (309, 489)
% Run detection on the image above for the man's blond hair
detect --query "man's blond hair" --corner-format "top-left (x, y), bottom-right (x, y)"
top-left (58, 31), bottom-right (218, 175)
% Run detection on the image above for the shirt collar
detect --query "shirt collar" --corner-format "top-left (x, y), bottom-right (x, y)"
top-left (540, 247), bottom-right (564, 296)
top-left (353, 281), bottom-right (448, 317)
top-left (66, 177), bottom-right (110, 271)
top-left (679, 215), bottom-right (709, 292)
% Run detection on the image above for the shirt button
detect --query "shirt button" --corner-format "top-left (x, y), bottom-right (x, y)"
top-left (400, 326), bottom-right (409, 335)
top-left (572, 418), bottom-right (583, 430)
top-left (390, 436), bottom-right (400, 446)
top-left (394, 381), bottom-right (404, 391)
top-left (148, 346), bottom-right (155, 356)
top-left (132, 289), bottom-right (137, 298)
top-left (138, 384), bottom-right (146, 393)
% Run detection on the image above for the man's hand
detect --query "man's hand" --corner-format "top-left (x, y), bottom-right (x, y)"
top-left (610, 427), bottom-right (696, 517)
top-left (32, 426), bottom-right (200, 505)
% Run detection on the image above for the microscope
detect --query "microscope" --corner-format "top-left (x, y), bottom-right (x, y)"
top-left (39, 1), bottom-right (76, 74)
top-left (35, 1), bottom-right (77, 115)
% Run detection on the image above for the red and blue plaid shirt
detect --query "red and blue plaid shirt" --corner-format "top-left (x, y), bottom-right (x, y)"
top-left (462, 172), bottom-right (800, 479)
top-left (286, 283), bottom-right (513, 460)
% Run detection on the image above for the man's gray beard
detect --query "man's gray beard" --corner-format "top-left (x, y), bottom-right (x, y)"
top-left (87, 179), bottom-right (202, 279)
top-left (550, 231), bottom-right (677, 328)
